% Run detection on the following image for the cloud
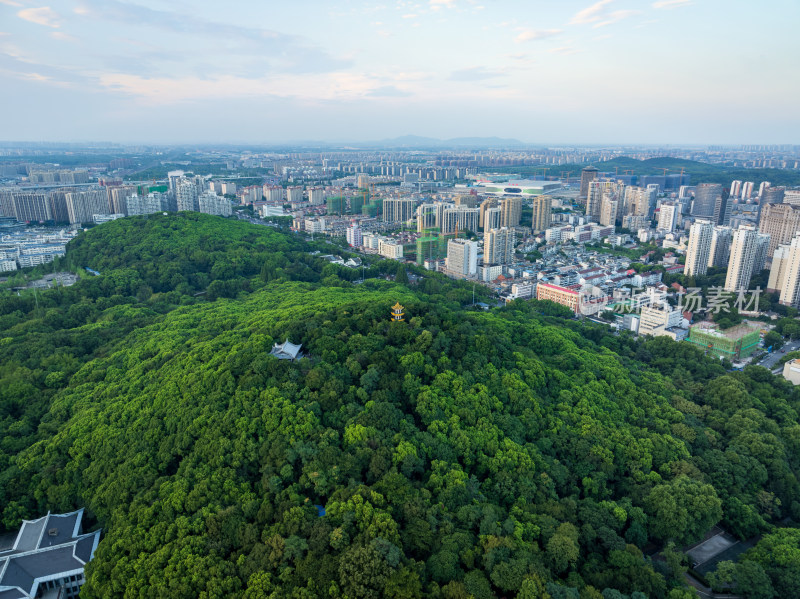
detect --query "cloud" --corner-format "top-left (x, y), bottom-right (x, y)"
top-left (73, 0), bottom-right (350, 75)
top-left (402, 13), bottom-right (418, 18)
top-left (430, 0), bottom-right (456, 8)
top-left (17, 6), bottom-right (61, 28)
top-left (50, 31), bottom-right (78, 42)
top-left (653, 0), bottom-right (692, 7)
top-left (515, 28), bottom-right (563, 43)
top-left (20, 72), bottom-right (50, 82)
top-left (449, 66), bottom-right (505, 81)
top-left (0, 0), bottom-right (23, 6)
top-left (367, 85), bottom-right (412, 97)
top-left (593, 9), bottom-right (640, 28)
top-left (94, 71), bottom-right (410, 105)
top-left (548, 46), bottom-right (577, 55)
top-left (570, 0), bottom-right (614, 25)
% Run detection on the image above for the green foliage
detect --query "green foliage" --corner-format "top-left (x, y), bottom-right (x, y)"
top-left (764, 331), bottom-right (784, 351)
top-left (741, 529), bottom-right (800, 598)
top-left (2, 215), bottom-right (800, 598)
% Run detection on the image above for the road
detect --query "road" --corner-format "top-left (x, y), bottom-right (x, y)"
top-left (758, 339), bottom-right (800, 370)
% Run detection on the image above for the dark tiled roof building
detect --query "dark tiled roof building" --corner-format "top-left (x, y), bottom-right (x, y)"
top-left (0, 509), bottom-right (100, 599)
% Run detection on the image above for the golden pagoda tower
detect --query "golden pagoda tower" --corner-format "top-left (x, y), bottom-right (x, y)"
top-left (390, 302), bottom-right (405, 322)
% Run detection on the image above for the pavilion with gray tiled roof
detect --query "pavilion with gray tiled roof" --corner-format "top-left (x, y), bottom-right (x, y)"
top-left (0, 509), bottom-right (100, 599)
top-left (270, 339), bottom-right (304, 360)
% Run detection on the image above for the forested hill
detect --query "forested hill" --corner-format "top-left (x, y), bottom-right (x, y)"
top-left (1, 214), bottom-right (800, 598)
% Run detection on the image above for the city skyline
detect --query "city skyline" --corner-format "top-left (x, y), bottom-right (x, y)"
top-left (1, 0), bottom-right (798, 144)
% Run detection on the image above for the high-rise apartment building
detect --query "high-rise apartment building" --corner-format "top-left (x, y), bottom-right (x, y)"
top-left (684, 220), bottom-right (714, 276)
top-left (773, 233), bottom-right (800, 307)
top-left (483, 206), bottom-right (502, 232)
top-left (127, 193), bottom-right (165, 216)
top-left (286, 186), bottom-right (304, 203)
top-left (692, 183), bottom-right (722, 218)
top-left (531, 196), bottom-right (552, 233)
top-left (65, 189), bottom-right (109, 224)
top-left (199, 192), bottom-right (233, 216)
top-left (110, 185), bottom-right (137, 215)
top-left (416, 204), bottom-right (438, 232)
top-left (484, 227), bottom-right (515, 265)
top-left (758, 181), bottom-right (771, 197)
top-left (346, 224), bottom-right (362, 248)
top-left (579, 166), bottom-right (599, 204)
top-left (708, 226), bottom-right (733, 268)
top-left (479, 198), bottom-right (498, 229)
top-left (762, 186), bottom-right (786, 205)
top-left (176, 181), bottom-right (199, 212)
top-left (741, 181), bottom-right (755, 199)
top-left (263, 185), bottom-right (284, 202)
top-left (785, 190), bottom-right (800, 206)
top-left (308, 187), bottom-right (325, 206)
top-left (445, 238), bottom-right (478, 277)
top-left (758, 203), bottom-right (800, 258)
top-left (441, 206), bottom-right (479, 234)
top-left (500, 197), bottom-right (522, 228)
top-left (768, 244), bottom-right (789, 293)
top-left (382, 198), bottom-right (414, 223)
top-left (599, 195), bottom-right (619, 227)
top-left (46, 189), bottom-right (74, 223)
top-left (585, 180), bottom-right (605, 222)
top-left (730, 180), bottom-right (743, 198)
top-left (713, 191), bottom-right (732, 226)
top-left (657, 202), bottom-right (679, 232)
top-left (11, 192), bottom-right (51, 223)
top-left (754, 233), bottom-right (770, 275)
top-left (724, 225), bottom-right (765, 292)
top-left (220, 182), bottom-right (237, 196)
top-left (454, 194), bottom-right (479, 208)
top-left (625, 186), bottom-right (656, 218)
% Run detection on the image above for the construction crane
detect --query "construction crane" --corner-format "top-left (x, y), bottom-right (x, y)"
top-left (658, 168), bottom-right (669, 176)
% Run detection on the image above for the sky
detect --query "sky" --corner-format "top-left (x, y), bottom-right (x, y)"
top-left (1, 0), bottom-right (798, 144)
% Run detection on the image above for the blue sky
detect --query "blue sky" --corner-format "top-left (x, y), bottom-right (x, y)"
top-left (1, 0), bottom-right (798, 144)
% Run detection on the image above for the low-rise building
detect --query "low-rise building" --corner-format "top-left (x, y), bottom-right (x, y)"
top-left (783, 358), bottom-right (800, 385)
top-left (478, 264), bottom-right (502, 282)
top-left (536, 282), bottom-right (580, 313)
top-left (509, 281), bottom-right (536, 300)
top-left (346, 224), bottom-right (362, 248)
top-left (378, 239), bottom-right (403, 259)
top-left (686, 320), bottom-right (761, 360)
top-left (0, 508), bottom-right (101, 599)
top-left (638, 305), bottom-right (684, 337)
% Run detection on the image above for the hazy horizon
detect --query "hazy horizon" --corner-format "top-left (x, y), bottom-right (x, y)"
top-left (2, 0), bottom-right (799, 145)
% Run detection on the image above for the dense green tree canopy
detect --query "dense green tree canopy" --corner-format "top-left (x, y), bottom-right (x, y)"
top-left (1, 213), bottom-right (799, 598)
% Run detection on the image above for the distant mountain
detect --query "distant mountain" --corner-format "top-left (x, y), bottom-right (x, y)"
top-left (358, 135), bottom-right (528, 148)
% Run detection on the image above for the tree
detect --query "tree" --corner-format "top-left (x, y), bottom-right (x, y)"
top-left (547, 523), bottom-right (580, 573)
top-left (396, 266), bottom-right (409, 285)
top-left (645, 476), bottom-right (722, 545)
top-left (764, 331), bottom-right (784, 351)
top-left (735, 560), bottom-right (775, 599)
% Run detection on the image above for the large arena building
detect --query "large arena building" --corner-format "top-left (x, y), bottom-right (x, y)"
top-left (474, 179), bottom-right (562, 197)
